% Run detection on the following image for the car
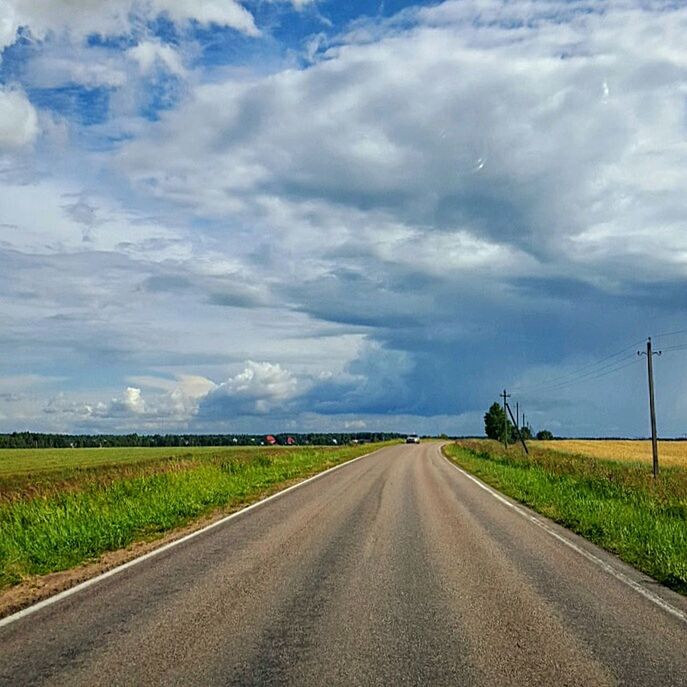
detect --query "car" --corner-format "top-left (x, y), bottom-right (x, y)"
top-left (406, 434), bottom-right (420, 444)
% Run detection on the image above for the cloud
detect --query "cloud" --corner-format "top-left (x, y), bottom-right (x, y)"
top-left (128, 374), bottom-right (218, 423)
top-left (43, 393), bottom-right (102, 421)
top-left (108, 386), bottom-right (146, 415)
top-left (307, 355), bottom-right (413, 417)
top-left (23, 53), bottom-right (128, 89)
top-left (117, 1), bottom-right (687, 291)
top-left (0, 374), bottom-right (65, 391)
top-left (45, 387), bottom-right (146, 422)
top-left (201, 361), bottom-right (299, 416)
top-left (156, 0), bottom-right (258, 34)
top-left (286, 0), bottom-right (317, 8)
top-left (0, 87), bottom-right (39, 149)
top-left (264, 0), bottom-right (317, 9)
top-left (28, 341), bottom-right (418, 431)
top-left (176, 374), bottom-right (219, 398)
top-left (127, 41), bottom-right (186, 77)
top-left (40, 375), bottom-right (217, 430)
top-left (38, 366), bottom-right (298, 430)
top-left (344, 419), bottom-right (366, 429)
top-left (0, 179), bottom-right (187, 255)
top-left (0, 0), bottom-right (259, 51)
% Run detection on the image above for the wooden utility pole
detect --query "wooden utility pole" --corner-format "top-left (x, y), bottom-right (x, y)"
top-left (506, 402), bottom-right (529, 454)
top-left (638, 338), bottom-right (661, 478)
top-left (516, 402), bottom-right (520, 432)
top-left (501, 389), bottom-right (511, 449)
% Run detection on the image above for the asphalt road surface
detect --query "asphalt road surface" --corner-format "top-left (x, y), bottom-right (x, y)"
top-left (2, 443), bottom-right (687, 686)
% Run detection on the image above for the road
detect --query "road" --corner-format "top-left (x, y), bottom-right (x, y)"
top-left (1, 443), bottom-right (686, 686)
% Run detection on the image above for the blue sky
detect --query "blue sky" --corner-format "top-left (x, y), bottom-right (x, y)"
top-left (1, 0), bottom-right (687, 437)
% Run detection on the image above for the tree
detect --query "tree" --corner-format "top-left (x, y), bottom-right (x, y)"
top-left (520, 425), bottom-right (533, 440)
top-left (484, 402), bottom-right (514, 442)
top-left (536, 429), bottom-right (554, 440)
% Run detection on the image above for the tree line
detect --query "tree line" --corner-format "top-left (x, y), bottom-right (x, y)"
top-left (484, 403), bottom-right (554, 443)
top-left (0, 431), bottom-right (404, 449)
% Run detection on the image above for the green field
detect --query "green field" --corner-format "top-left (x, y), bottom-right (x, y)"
top-left (444, 440), bottom-right (687, 594)
top-left (0, 443), bottom-right (389, 590)
top-left (0, 445), bottom-right (247, 475)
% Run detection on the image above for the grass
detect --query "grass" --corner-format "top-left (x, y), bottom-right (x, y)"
top-left (531, 439), bottom-right (687, 467)
top-left (443, 440), bottom-right (687, 595)
top-left (0, 445), bottom-right (258, 475)
top-left (0, 443), bottom-right (389, 590)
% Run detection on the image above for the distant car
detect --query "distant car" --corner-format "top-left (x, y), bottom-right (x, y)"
top-left (406, 434), bottom-right (420, 444)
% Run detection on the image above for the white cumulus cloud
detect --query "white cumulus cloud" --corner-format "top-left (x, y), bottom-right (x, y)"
top-left (203, 361), bottom-right (300, 415)
top-left (127, 40), bottom-right (186, 76)
top-left (0, 0), bottom-right (258, 51)
top-left (108, 386), bottom-right (146, 415)
top-left (153, 0), bottom-right (258, 35)
top-left (0, 87), bottom-right (39, 149)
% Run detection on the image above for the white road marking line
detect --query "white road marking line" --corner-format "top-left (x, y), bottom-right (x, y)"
top-left (442, 451), bottom-right (687, 625)
top-left (0, 446), bottom-right (385, 630)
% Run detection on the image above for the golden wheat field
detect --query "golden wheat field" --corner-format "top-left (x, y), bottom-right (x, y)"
top-left (531, 439), bottom-right (687, 467)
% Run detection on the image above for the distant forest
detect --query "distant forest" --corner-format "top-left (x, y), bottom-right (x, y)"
top-left (0, 431), bottom-right (406, 449)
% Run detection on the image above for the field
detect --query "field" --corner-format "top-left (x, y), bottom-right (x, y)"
top-left (0, 443), bottom-right (389, 593)
top-left (0, 445), bottom-right (244, 476)
top-left (532, 439), bottom-right (687, 467)
top-left (443, 439), bottom-right (687, 594)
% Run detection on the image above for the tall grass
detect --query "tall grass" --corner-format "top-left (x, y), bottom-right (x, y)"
top-left (0, 444), bottom-right (385, 589)
top-left (443, 440), bottom-right (687, 594)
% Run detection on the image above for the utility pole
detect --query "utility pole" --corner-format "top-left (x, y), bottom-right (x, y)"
top-left (501, 389), bottom-right (511, 449)
top-left (638, 337), bottom-right (661, 478)
top-left (516, 402), bottom-right (520, 432)
top-left (506, 402), bottom-right (529, 454)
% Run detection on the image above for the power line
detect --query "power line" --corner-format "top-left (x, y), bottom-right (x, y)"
top-left (513, 357), bottom-right (637, 396)
top-left (511, 339), bottom-right (644, 394)
top-left (502, 333), bottom-right (679, 478)
top-left (512, 330), bottom-right (687, 396)
top-left (653, 327), bottom-right (687, 340)
top-left (661, 344), bottom-right (687, 353)
top-left (513, 351), bottom-right (639, 395)
top-left (523, 337), bottom-right (687, 394)
top-left (531, 357), bottom-right (638, 394)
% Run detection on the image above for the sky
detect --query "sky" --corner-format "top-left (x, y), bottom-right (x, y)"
top-left (1, 0), bottom-right (687, 437)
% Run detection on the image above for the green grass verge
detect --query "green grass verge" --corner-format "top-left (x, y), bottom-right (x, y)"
top-left (0, 443), bottom-right (389, 590)
top-left (443, 440), bottom-right (687, 595)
